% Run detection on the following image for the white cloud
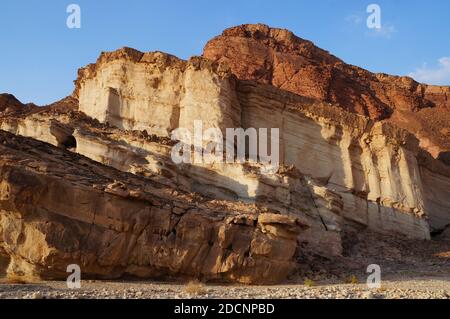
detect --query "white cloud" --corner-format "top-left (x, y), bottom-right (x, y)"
top-left (345, 14), bottom-right (363, 25)
top-left (409, 57), bottom-right (450, 85)
top-left (365, 23), bottom-right (397, 39)
top-left (345, 13), bottom-right (396, 39)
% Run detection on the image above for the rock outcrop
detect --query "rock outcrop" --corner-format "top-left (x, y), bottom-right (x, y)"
top-left (71, 46), bottom-right (448, 238)
top-left (0, 130), bottom-right (309, 283)
top-left (0, 93), bottom-right (37, 116)
top-left (203, 24), bottom-right (450, 158)
top-left (75, 49), bottom-right (240, 138)
top-left (0, 24), bottom-right (449, 284)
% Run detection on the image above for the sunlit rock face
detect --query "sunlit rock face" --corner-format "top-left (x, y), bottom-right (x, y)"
top-left (204, 24), bottom-right (450, 158)
top-left (236, 81), bottom-right (440, 238)
top-left (0, 131), bottom-right (309, 284)
top-left (76, 48), bottom-right (241, 139)
top-left (73, 46), bottom-right (448, 240)
top-left (0, 24), bottom-right (449, 284)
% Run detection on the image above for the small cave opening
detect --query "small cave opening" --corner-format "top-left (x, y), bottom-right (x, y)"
top-left (437, 152), bottom-right (450, 165)
top-left (0, 250), bottom-right (10, 279)
top-left (60, 135), bottom-right (77, 150)
top-left (430, 224), bottom-right (450, 238)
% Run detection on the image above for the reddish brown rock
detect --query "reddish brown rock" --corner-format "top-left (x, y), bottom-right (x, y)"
top-left (203, 24), bottom-right (450, 156)
top-left (0, 94), bottom-right (22, 112)
top-left (0, 94), bottom-right (38, 116)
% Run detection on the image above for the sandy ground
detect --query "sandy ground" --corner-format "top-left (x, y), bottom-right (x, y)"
top-left (0, 275), bottom-right (449, 299)
top-left (0, 230), bottom-right (448, 299)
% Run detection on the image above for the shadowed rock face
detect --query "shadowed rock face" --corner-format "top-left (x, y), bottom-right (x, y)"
top-left (0, 94), bottom-right (37, 116)
top-left (0, 94), bottom-right (22, 112)
top-left (0, 24), bottom-right (449, 284)
top-left (203, 24), bottom-right (450, 157)
top-left (0, 252), bottom-right (9, 278)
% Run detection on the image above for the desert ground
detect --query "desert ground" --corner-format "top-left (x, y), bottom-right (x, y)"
top-left (1, 230), bottom-right (448, 299)
top-left (0, 274), bottom-right (449, 299)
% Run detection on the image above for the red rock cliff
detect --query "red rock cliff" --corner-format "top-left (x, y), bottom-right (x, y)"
top-left (204, 24), bottom-right (450, 157)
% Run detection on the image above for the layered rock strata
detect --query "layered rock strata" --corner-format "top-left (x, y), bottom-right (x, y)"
top-left (204, 24), bottom-right (450, 158)
top-left (71, 48), bottom-right (448, 238)
top-left (0, 130), bottom-right (309, 283)
top-left (0, 24), bottom-right (449, 283)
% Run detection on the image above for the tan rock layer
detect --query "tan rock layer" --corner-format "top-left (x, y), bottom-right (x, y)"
top-left (0, 130), bottom-right (307, 284)
top-left (4, 45), bottom-right (447, 238)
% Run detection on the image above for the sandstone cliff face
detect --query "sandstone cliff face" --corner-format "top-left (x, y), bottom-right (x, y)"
top-left (237, 81), bottom-right (435, 238)
top-left (70, 47), bottom-right (448, 239)
top-left (203, 24), bottom-right (450, 157)
top-left (0, 130), bottom-right (308, 283)
top-left (75, 48), bottom-right (240, 139)
top-left (0, 109), bottom-right (344, 258)
top-left (0, 24), bottom-right (449, 284)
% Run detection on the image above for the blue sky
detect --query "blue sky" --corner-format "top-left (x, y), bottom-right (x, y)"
top-left (1, 0), bottom-right (449, 105)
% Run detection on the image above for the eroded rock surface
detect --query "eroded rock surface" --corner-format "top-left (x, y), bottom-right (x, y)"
top-left (204, 24), bottom-right (450, 157)
top-left (75, 49), bottom-right (240, 138)
top-left (0, 131), bottom-right (310, 284)
top-left (0, 24), bottom-right (449, 284)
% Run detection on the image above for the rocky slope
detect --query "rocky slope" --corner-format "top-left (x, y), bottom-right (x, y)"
top-left (0, 24), bottom-right (449, 284)
top-left (204, 24), bottom-right (450, 158)
top-left (0, 94), bottom-right (37, 116)
top-left (0, 130), bottom-right (311, 284)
